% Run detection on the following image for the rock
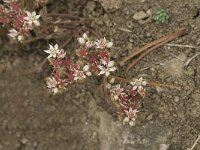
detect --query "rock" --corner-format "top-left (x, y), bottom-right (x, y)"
top-left (133, 11), bottom-right (148, 20)
top-left (156, 86), bottom-right (164, 93)
top-left (146, 9), bottom-right (152, 16)
top-left (33, 141), bottom-right (38, 147)
top-left (174, 96), bottom-right (179, 102)
top-left (160, 144), bottom-right (170, 150)
top-left (146, 113), bottom-right (153, 121)
top-left (86, 1), bottom-right (96, 12)
top-left (21, 138), bottom-right (28, 145)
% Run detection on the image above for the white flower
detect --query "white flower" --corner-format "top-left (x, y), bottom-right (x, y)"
top-left (74, 70), bottom-right (86, 81)
top-left (95, 37), bottom-right (113, 49)
top-left (123, 108), bottom-right (139, 126)
top-left (24, 11), bottom-right (40, 27)
top-left (44, 44), bottom-right (60, 58)
top-left (124, 107), bottom-right (139, 119)
top-left (46, 77), bottom-right (57, 89)
top-left (8, 29), bottom-right (24, 41)
top-left (130, 77), bottom-right (147, 96)
top-left (98, 59), bottom-right (116, 77)
top-left (130, 77), bottom-right (147, 90)
top-left (8, 29), bottom-right (18, 39)
top-left (85, 41), bottom-right (94, 48)
top-left (110, 84), bottom-right (125, 100)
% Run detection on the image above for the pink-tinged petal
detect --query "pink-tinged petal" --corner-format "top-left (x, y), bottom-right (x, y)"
top-left (26, 11), bottom-right (31, 17)
top-left (24, 16), bottom-right (29, 20)
top-left (100, 59), bottom-right (107, 65)
top-left (124, 110), bottom-right (129, 115)
top-left (132, 86), bottom-right (137, 90)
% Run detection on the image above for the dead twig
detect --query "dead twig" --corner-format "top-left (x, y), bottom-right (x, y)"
top-left (161, 49), bottom-right (185, 61)
top-left (165, 43), bottom-right (198, 49)
top-left (184, 52), bottom-right (200, 68)
top-left (126, 28), bottom-right (188, 71)
top-left (187, 134), bottom-right (200, 150)
top-left (120, 28), bottom-right (188, 66)
top-left (140, 62), bottom-right (164, 72)
top-left (147, 81), bottom-right (181, 90)
top-left (117, 27), bottom-right (132, 33)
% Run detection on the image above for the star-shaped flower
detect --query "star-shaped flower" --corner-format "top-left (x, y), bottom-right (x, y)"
top-left (95, 37), bottom-right (113, 49)
top-left (24, 11), bottom-right (40, 27)
top-left (130, 77), bottom-right (147, 96)
top-left (44, 44), bottom-right (60, 58)
top-left (98, 59), bottom-right (116, 77)
top-left (46, 77), bottom-right (57, 89)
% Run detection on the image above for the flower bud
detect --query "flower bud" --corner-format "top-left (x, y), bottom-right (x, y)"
top-left (83, 65), bottom-right (90, 72)
top-left (82, 33), bottom-right (88, 39)
top-left (106, 42), bottom-right (113, 48)
top-left (52, 87), bottom-right (58, 94)
top-left (110, 77), bottom-right (115, 84)
top-left (129, 120), bottom-right (135, 126)
top-left (105, 83), bottom-right (111, 89)
top-left (77, 37), bottom-right (85, 45)
top-left (114, 95), bottom-right (119, 100)
top-left (86, 71), bottom-right (92, 76)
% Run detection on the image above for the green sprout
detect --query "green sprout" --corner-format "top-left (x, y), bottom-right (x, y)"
top-left (153, 9), bottom-right (170, 24)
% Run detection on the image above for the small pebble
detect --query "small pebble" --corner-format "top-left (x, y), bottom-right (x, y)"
top-left (174, 96), bottom-right (180, 102)
top-left (21, 138), bottom-right (28, 145)
top-left (133, 11), bottom-right (148, 20)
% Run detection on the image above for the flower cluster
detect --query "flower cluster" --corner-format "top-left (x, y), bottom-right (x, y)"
top-left (44, 33), bottom-right (116, 94)
top-left (0, 0), bottom-right (40, 41)
top-left (109, 77), bottom-right (147, 126)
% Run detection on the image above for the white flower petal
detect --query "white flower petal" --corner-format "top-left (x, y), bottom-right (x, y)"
top-left (108, 61), bottom-right (114, 67)
top-left (105, 71), bottom-right (110, 77)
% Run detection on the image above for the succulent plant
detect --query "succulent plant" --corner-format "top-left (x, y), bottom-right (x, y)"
top-left (153, 8), bottom-right (170, 24)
